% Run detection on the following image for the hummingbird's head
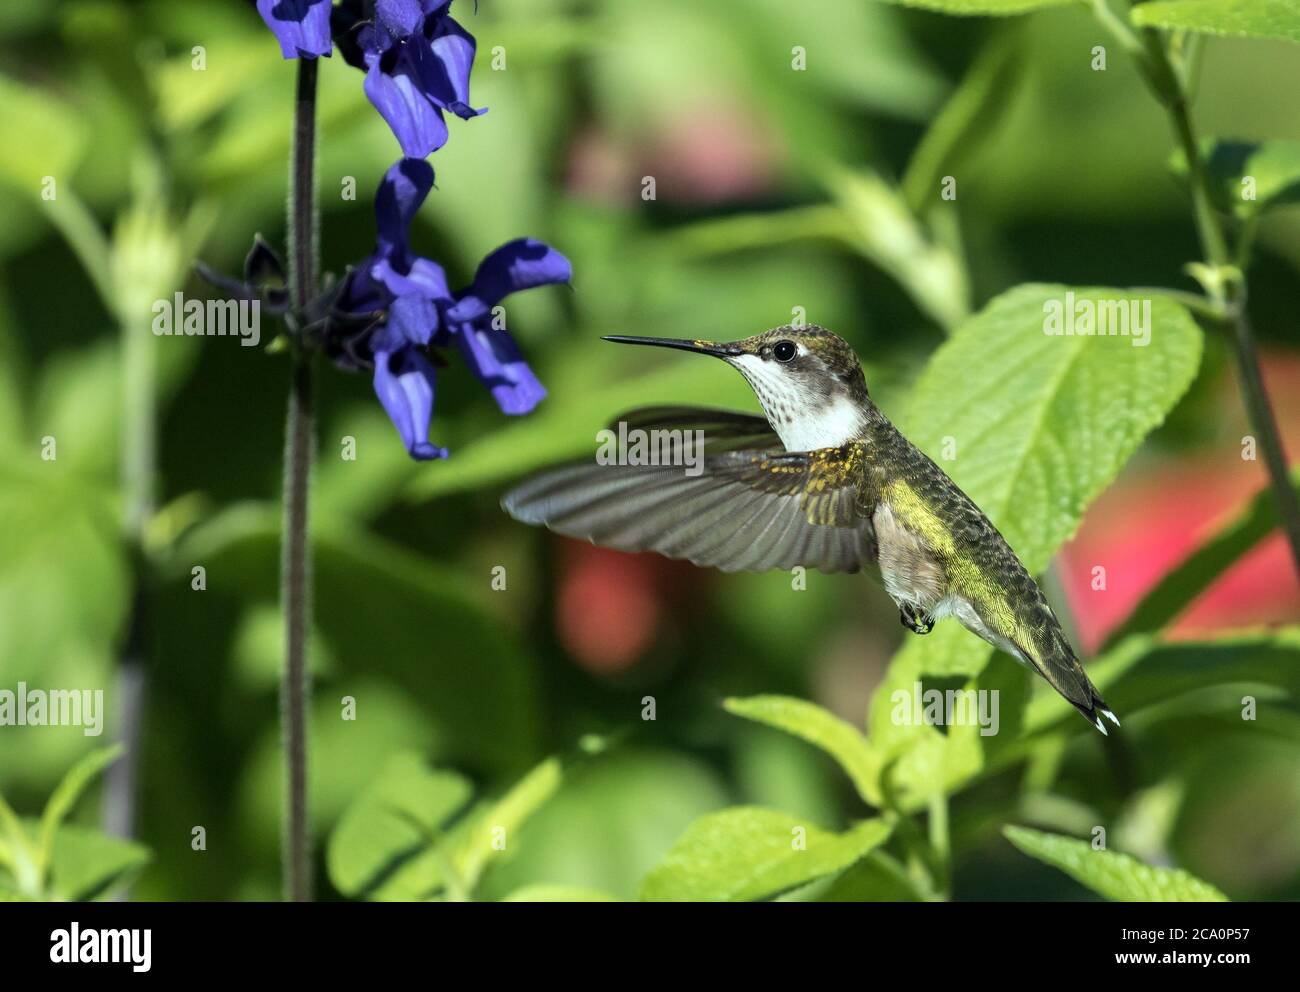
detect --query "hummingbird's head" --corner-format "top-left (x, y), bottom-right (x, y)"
top-left (604, 325), bottom-right (872, 451)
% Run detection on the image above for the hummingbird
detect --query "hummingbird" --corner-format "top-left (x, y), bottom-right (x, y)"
top-left (502, 325), bottom-right (1119, 735)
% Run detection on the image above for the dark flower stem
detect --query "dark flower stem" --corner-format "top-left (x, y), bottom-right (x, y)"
top-left (103, 317), bottom-right (155, 893)
top-left (1131, 19), bottom-right (1300, 580)
top-left (282, 55), bottom-right (319, 903)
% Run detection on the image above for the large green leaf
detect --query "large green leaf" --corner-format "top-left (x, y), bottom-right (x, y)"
top-left (1004, 825), bottom-right (1229, 901)
top-left (902, 284), bottom-right (1203, 588)
top-left (863, 285), bottom-right (1201, 804)
top-left (638, 808), bottom-right (892, 902)
top-left (893, 284), bottom-right (1202, 681)
top-left (1134, 1), bottom-right (1300, 44)
top-left (724, 696), bottom-right (881, 807)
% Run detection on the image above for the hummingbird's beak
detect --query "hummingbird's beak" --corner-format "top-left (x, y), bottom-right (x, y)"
top-left (602, 335), bottom-right (740, 359)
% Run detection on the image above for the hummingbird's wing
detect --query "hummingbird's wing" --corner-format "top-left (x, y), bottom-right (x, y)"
top-left (502, 440), bottom-right (875, 574)
top-left (608, 405), bottom-right (782, 452)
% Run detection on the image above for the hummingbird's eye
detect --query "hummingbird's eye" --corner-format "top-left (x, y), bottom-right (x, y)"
top-left (773, 340), bottom-right (797, 363)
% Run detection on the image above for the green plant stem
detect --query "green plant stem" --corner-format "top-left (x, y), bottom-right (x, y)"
top-left (281, 55), bottom-right (319, 904)
top-left (660, 204), bottom-right (852, 261)
top-left (1125, 15), bottom-right (1300, 581)
top-left (881, 776), bottom-right (947, 901)
top-left (103, 286), bottom-right (155, 883)
top-left (1087, 0), bottom-right (1141, 56)
top-left (926, 792), bottom-right (951, 900)
top-left (1223, 308), bottom-right (1300, 573)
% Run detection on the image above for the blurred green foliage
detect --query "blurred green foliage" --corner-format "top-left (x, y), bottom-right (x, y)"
top-left (0, 0), bottom-right (1297, 903)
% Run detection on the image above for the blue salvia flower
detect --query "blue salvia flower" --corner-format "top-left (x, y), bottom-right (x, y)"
top-left (333, 0), bottom-right (486, 157)
top-left (256, 0), bottom-right (335, 59)
top-left (334, 158), bottom-right (570, 459)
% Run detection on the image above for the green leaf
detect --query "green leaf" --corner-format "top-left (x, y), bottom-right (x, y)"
top-left (475, 749), bottom-right (728, 901)
top-left (896, 284), bottom-right (1203, 679)
top-left (724, 696), bottom-right (881, 806)
top-left (37, 745), bottom-right (123, 877)
top-left (868, 0), bottom-right (1073, 13)
top-left (448, 757), bottom-right (563, 891)
top-left (863, 286), bottom-right (1201, 804)
top-left (866, 651), bottom-right (989, 807)
top-left (231, 604), bottom-right (334, 691)
top-left (44, 823), bottom-right (150, 901)
top-left (1133, 0), bottom-right (1300, 45)
top-left (0, 792), bottom-right (36, 894)
top-left (241, 684), bottom-right (439, 857)
top-left (739, 0), bottom-right (948, 121)
top-left (41, 194), bottom-right (113, 308)
top-left (904, 284), bottom-right (1203, 580)
top-left (638, 808), bottom-right (892, 902)
top-left (1103, 471), bottom-right (1300, 649)
top-left (0, 75), bottom-right (86, 192)
top-left (153, 44), bottom-right (277, 133)
top-left (500, 884), bottom-right (618, 902)
top-left (1004, 825), bottom-right (1229, 901)
top-left (0, 468), bottom-right (127, 740)
top-left (328, 753), bottom-right (563, 901)
top-left (34, 340), bottom-right (124, 479)
top-left (326, 753), bottom-right (474, 900)
top-left (814, 852), bottom-right (927, 901)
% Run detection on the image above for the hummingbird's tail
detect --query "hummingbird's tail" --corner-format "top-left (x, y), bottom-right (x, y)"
top-left (1076, 684), bottom-right (1122, 737)
top-left (1027, 625), bottom-right (1120, 735)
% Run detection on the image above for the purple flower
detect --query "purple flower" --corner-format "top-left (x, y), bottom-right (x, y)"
top-left (444, 241), bottom-right (571, 415)
top-left (256, 0), bottom-right (334, 59)
top-left (335, 158), bottom-right (571, 459)
top-left (346, 0), bottom-right (485, 157)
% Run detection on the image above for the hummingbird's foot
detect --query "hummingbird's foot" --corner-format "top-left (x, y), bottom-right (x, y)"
top-left (899, 604), bottom-right (935, 636)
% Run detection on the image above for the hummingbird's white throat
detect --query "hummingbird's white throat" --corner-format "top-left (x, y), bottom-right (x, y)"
top-left (730, 353), bottom-right (867, 451)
